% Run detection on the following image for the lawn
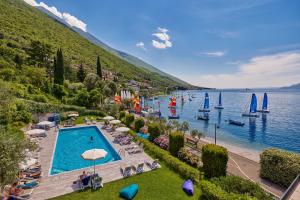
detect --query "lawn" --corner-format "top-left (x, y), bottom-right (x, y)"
top-left (51, 163), bottom-right (201, 200)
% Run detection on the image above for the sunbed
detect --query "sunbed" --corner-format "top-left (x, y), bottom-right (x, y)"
top-left (91, 174), bottom-right (103, 190)
top-left (146, 159), bottom-right (159, 170)
top-left (121, 166), bottom-right (132, 177)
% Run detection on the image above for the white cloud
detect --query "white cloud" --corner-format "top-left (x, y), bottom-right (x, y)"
top-left (136, 42), bottom-right (146, 50)
top-left (24, 0), bottom-right (37, 6)
top-left (195, 51), bottom-right (300, 88)
top-left (39, 2), bottom-right (62, 18)
top-left (23, 0), bottom-right (87, 32)
top-left (152, 27), bottom-right (172, 49)
top-left (197, 51), bottom-right (226, 57)
top-left (62, 13), bottom-right (87, 32)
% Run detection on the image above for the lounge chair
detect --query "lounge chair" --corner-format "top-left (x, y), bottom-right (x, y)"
top-left (10, 189), bottom-right (33, 200)
top-left (91, 174), bottom-right (103, 190)
top-left (127, 147), bottom-right (142, 155)
top-left (121, 166), bottom-right (132, 177)
top-left (79, 175), bottom-right (91, 190)
top-left (16, 181), bottom-right (39, 189)
top-left (146, 159), bottom-right (159, 170)
top-left (132, 163), bottom-right (144, 174)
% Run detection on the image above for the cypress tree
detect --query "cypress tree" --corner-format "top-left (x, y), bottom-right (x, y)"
top-left (77, 62), bottom-right (86, 82)
top-left (54, 48), bottom-right (64, 85)
top-left (96, 55), bottom-right (102, 80)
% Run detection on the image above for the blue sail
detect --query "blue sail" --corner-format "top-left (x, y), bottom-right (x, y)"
top-left (218, 92), bottom-right (222, 106)
top-left (249, 93), bottom-right (257, 113)
top-left (262, 93), bottom-right (268, 110)
top-left (204, 93), bottom-right (209, 109)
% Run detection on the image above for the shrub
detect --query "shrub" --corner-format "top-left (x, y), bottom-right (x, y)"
top-left (13, 110), bottom-right (32, 124)
top-left (31, 94), bottom-right (48, 103)
top-left (153, 135), bottom-right (169, 150)
top-left (202, 144), bottom-right (228, 178)
top-left (52, 84), bottom-right (67, 99)
top-left (134, 118), bottom-right (145, 132)
top-left (211, 176), bottom-right (272, 200)
top-left (119, 111), bottom-right (126, 121)
top-left (260, 148), bottom-right (300, 188)
top-left (200, 180), bottom-right (255, 200)
top-left (125, 114), bottom-right (135, 127)
top-left (141, 137), bottom-right (200, 183)
top-left (148, 123), bottom-right (161, 141)
top-left (178, 147), bottom-right (202, 168)
top-left (169, 131), bottom-right (184, 156)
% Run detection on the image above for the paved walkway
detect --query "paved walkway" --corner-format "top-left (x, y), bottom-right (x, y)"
top-left (187, 138), bottom-right (286, 199)
top-left (30, 124), bottom-right (154, 200)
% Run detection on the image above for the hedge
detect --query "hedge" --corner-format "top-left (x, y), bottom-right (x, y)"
top-left (134, 118), bottom-right (145, 132)
top-left (200, 180), bottom-right (256, 200)
top-left (260, 148), bottom-right (300, 188)
top-left (19, 99), bottom-right (105, 117)
top-left (119, 111), bottom-right (126, 121)
top-left (202, 144), bottom-right (228, 178)
top-left (169, 131), bottom-right (184, 156)
top-left (127, 131), bottom-right (201, 184)
top-left (148, 123), bottom-right (161, 141)
top-left (211, 176), bottom-right (272, 200)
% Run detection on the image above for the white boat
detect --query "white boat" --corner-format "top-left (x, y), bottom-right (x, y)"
top-left (257, 92), bottom-right (270, 113)
top-left (214, 92), bottom-right (224, 109)
top-left (242, 93), bottom-right (260, 117)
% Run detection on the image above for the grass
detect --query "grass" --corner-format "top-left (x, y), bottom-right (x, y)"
top-left (51, 163), bottom-right (201, 200)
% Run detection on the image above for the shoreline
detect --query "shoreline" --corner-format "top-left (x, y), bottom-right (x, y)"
top-left (200, 136), bottom-right (261, 162)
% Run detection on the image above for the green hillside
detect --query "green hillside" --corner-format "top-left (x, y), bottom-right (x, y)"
top-left (0, 0), bottom-right (192, 92)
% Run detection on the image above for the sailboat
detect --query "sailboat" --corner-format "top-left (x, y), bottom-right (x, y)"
top-left (257, 93), bottom-right (270, 113)
top-left (168, 107), bottom-right (180, 119)
top-left (168, 96), bottom-right (177, 108)
top-left (199, 92), bottom-right (210, 112)
top-left (214, 92), bottom-right (224, 109)
top-left (242, 93), bottom-right (260, 117)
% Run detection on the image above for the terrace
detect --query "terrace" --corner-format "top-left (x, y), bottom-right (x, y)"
top-left (29, 124), bottom-right (155, 200)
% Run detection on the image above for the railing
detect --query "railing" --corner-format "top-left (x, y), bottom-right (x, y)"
top-left (280, 174), bottom-right (300, 200)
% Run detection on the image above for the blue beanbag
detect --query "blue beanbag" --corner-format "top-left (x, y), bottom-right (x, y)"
top-left (119, 184), bottom-right (139, 200)
top-left (182, 179), bottom-right (194, 196)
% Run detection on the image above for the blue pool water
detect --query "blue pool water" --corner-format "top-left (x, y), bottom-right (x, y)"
top-left (50, 126), bottom-right (121, 175)
top-left (153, 90), bottom-right (300, 153)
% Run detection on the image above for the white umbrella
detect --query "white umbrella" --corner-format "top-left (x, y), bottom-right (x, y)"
top-left (81, 149), bottom-right (108, 174)
top-left (103, 116), bottom-right (114, 120)
top-left (115, 127), bottom-right (130, 132)
top-left (110, 120), bottom-right (121, 125)
top-left (68, 113), bottom-right (79, 117)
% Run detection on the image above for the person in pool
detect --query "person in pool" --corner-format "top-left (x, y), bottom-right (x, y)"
top-left (90, 136), bottom-right (93, 143)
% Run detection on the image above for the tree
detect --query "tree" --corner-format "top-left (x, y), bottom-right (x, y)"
top-left (96, 55), bottom-right (102, 79)
top-left (108, 82), bottom-right (117, 95)
top-left (89, 89), bottom-right (103, 107)
top-left (77, 62), bottom-right (86, 82)
top-left (180, 121), bottom-right (190, 133)
top-left (27, 40), bottom-right (52, 67)
top-left (53, 49), bottom-right (64, 85)
top-left (84, 73), bottom-right (100, 91)
top-left (75, 88), bottom-right (90, 107)
top-left (0, 126), bottom-right (35, 188)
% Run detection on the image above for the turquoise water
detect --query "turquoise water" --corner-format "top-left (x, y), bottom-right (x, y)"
top-left (154, 90), bottom-right (300, 153)
top-left (50, 126), bottom-right (121, 175)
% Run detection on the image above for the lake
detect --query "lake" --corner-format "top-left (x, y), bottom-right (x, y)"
top-left (150, 90), bottom-right (300, 153)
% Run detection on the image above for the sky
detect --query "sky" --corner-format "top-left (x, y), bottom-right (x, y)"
top-left (24, 0), bottom-right (300, 88)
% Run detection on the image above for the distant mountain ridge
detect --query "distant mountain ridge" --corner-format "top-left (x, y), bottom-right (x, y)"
top-left (281, 83), bottom-right (300, 90)
top-left (36, 6), bottom-right (192, 88)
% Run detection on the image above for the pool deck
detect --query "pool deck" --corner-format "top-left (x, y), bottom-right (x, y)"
top-left (30, 124), bottom-right (155, 200)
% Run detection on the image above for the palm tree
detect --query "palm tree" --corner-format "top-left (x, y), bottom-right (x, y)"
top-left (180, 121), bottom-right (190, 133)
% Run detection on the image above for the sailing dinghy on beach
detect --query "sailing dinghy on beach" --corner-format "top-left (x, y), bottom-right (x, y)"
top-left (242, 93), bottom-right (259, 117)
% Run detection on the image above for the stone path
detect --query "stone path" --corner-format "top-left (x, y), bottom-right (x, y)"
top-left (30, 124), bottom-right (154, 200)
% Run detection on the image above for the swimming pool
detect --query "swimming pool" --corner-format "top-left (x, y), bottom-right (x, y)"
top-left (50, 126), bottom-right (121, 175)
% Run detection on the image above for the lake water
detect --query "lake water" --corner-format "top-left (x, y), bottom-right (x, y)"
top-left (151, 90), bottom-right (300, 153)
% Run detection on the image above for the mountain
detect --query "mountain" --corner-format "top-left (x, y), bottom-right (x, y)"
top-left (281, 83), bottom-right (300, 90)
top-left (36, 5), bottom-right (192, 88)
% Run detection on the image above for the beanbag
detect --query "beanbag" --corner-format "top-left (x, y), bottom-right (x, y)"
top-left (119, 184), bottom-right (139, 200)
top-left (182, 179), bottom-right (194, 196)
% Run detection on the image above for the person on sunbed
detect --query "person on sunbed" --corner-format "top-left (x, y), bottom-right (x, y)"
top-left (9, 183), bottom-right (24, 197)
top-left (79, 171), bottom-right (87, 181)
